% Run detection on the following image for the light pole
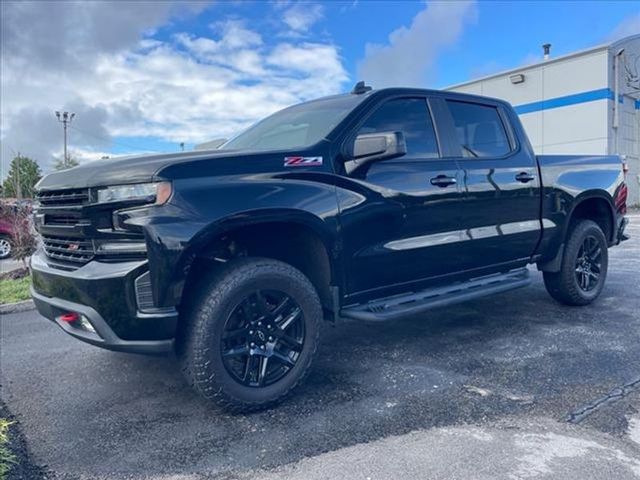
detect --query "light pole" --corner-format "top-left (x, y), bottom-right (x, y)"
top-left (55, 111), bottom-right (75, 168)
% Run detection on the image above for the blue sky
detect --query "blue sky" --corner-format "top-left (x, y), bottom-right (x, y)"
top-left (160, 0), bottom-right (639, 87)
top-left (2, 0), bottom-right (639, 171)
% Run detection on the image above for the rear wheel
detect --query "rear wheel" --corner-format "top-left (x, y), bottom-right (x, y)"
top-left (177, 257), bottom-right (321, 412)
top-left (0, 235), bottom-right (12, 259)
top-left (543, 220), bottom-right (608, 306)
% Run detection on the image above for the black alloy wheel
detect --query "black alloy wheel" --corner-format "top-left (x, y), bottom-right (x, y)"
top-left (177, 257), bottom-right (321, 412)
top-left (543, 219), bottom-right (608, 306)
top-left (574, 235), bottom-right (602, 292)
top-left (221, 290), bottom-right (305, 388)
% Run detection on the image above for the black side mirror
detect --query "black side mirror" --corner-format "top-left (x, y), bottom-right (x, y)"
top-left (345, 131), bottom-right (406, 174)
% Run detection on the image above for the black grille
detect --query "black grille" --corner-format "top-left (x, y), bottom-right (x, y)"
top-left (35, 187), bottom-right (144, 270)
top-left (36, 188), bottom-right (94, 268)
top-left (42, 236), bottom-right (95, 265)
top-left (36, 188), bottom-right (90, 206)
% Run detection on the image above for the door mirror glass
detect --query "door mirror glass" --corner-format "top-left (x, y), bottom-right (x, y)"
top-left (345, 131), bottom-right (407, 174)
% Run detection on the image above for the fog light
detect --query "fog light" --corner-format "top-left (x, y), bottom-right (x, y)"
top-left (78, 315), bottom-right (97, 334)
top-left (57, 312), bottom-right (96, 334)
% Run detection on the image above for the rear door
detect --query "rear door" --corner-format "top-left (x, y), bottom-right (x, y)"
top-left (439, 98), bottom-right (541, 271)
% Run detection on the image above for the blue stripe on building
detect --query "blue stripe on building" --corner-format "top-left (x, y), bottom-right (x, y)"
top-left (513, 88), bottom-right (614, 115)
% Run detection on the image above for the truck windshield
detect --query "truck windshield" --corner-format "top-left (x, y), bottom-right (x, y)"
top-left (220, 95), bottom-right (364, 151)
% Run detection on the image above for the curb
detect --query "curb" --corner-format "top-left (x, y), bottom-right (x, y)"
top-left (0, 299), bottom-right (35, 315)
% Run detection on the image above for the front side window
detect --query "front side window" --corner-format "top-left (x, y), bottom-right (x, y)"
top-left (358, 98), bottom-right (439, 159)
top-left (446, 100), bottom-right (511, 158)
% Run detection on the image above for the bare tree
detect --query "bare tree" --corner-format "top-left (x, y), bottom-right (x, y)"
top-left (1, 203), bottom-right (37, 269)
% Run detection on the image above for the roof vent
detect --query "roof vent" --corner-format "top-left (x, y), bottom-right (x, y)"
top-left (351, 81), bottom-right (372, 95)
top-left (543, 43), bottom-right (551, 60)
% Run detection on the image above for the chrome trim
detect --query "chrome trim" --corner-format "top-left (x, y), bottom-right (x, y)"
top-left (385, 219), bottom-right (557, 251)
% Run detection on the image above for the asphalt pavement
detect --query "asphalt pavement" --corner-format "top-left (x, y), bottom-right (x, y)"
top-left (1, 214), bottom-right (640, 479)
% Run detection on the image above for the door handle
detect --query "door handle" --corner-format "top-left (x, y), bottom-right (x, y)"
top-left (515, 172), bottom-right (535, 183)
top-left (430, 175), bottom-right (457, 188)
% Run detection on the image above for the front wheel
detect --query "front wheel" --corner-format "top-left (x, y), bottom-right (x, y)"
top-left (543, 219), bottom-right (608, 306)
top-left (177, 257), bottom-right (322, 412)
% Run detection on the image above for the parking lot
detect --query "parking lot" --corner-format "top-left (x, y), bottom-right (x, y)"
top-left (2, 214), bottom-right (640, 479)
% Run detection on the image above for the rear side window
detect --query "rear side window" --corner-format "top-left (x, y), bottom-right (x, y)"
top-left (446, 100), bottom-right (511, 158)
top-left (358, 98), bottom-right (439, 159)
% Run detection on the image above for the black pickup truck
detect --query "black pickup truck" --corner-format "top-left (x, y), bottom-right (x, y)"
top-left (32, 83), bottom-right (629, 411)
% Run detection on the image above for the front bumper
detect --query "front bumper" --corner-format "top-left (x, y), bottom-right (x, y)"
top-left (31, 249), bottom-right (177, 354)
top-left (31, 288), bottom-right (173, 354)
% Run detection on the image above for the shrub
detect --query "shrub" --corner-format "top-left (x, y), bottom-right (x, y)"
top-left (0, 203), bottom-right (36, 268)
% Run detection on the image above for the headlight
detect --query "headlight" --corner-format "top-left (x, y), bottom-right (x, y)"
top-left (97, 182), bottom-right (172, 205)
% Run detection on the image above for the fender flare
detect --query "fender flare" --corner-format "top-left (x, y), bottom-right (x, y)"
top-left (561, 190), bottom-right (616, 244)
top-left (168, 208), bottom-right (340, 302)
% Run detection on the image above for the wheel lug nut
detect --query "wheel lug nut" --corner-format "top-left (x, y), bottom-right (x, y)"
top-left (249, 330), bottom-right (254, 335)
top-left (260, 345), bottom-right (265, 350)
top-left (269, 336), bottom-right (273, 341)
top-left (250, 342), bottom-right (255, 347)
top-left (258, 321), bottom-right (262, 326)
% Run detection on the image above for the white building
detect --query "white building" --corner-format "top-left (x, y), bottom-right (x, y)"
top-left (447, 34), bottom-right (640, 206)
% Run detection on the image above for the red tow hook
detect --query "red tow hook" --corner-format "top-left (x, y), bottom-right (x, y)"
top-left (59, 312), bottom-right (80, 323)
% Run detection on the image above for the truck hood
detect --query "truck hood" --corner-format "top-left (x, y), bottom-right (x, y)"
top-left (36, 149), bottom-right (262, 190)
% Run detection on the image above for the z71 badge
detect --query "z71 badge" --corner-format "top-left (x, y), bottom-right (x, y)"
top-left (284, 156), bottom-right (323, 167)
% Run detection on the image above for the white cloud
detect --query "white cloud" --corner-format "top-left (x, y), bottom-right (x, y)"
top-left (82, 28), bottom-right (347, 145)
top-left (178, 20), bottom-right (263, 57)
top-left (282, 3), bottom-right (324, 32)
top-left (267, 43), bottom-right (347, 77)
top-left (1, 2), bottom-right (348, 177)
top-left (357, 0), bottom-right (477, 88)
top-left (608, 13), bottom-right (640, 42)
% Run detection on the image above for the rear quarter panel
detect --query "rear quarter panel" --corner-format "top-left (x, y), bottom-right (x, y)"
top-left (536, 154), bottom-right (624, 261)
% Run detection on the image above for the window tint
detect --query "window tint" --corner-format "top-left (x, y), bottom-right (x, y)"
top-left (446, 101), bottom-right (511, 158)
top-left (358, 98), bottom-right (439, 159)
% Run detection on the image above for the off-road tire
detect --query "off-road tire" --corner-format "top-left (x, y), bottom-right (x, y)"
top-left (543, 220), bottom-right (608, 306)
top-left (176, 257), bottom-right (322, 412)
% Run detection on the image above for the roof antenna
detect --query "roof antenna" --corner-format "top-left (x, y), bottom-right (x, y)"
top-left (351, 81), bottom-right (372, 94)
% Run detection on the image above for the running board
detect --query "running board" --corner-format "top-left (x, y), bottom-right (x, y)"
top-left (341, 268), bottom-right (531, 322)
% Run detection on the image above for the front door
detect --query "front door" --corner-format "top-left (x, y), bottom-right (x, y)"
top-left (337, 96), bottom-right (465, 297)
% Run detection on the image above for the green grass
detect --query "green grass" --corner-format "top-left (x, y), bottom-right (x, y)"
top-left (0, 419), bottom-right (16, 480)
top-left (0, 276), bottom-right (31, 305)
